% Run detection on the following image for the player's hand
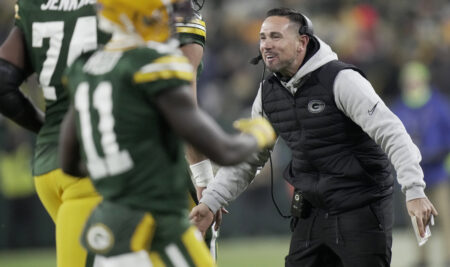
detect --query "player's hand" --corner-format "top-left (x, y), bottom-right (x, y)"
top-left (406, 198), bottom-right (438, 237)
top-left (233, 117), bottom-right (276, 149)
top-left (189, 203), bottom-right (214, 236)
top-left (195, 186), bottom-right (228, 231)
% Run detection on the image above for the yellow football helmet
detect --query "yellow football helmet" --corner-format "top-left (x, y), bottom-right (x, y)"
top-left (97, 0), bottom-right (188, 42)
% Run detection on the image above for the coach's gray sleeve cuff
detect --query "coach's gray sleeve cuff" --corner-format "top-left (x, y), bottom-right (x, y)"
top-left (405, 185), bottom-right (426, 202)
top-left (200, 194), bottom-right (223, 214)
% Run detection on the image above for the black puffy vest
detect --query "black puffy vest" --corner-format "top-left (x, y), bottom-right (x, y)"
top-left (262, 60), bottom-right (394, 213)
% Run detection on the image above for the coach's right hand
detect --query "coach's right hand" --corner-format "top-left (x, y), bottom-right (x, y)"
top-left (189, 203), bottom-right (214, 236)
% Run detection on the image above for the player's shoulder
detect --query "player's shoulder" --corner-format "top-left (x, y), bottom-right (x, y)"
top-left (16, 0), bottom-right (41, 11)
top-left (130, 41), bottom-right (186, 62)
top-left (16, 0), bottom-right (96, 21)
top-left (15, 0), bottom-right (38, 21)
top-left (176, 12), bottom-right (206, 29)
top-left (129, 41), bottom-right (194, 84)
top-left (175, 12), bottom-right (206, 47)
top-left (17, 0), bottom-right (96, 10)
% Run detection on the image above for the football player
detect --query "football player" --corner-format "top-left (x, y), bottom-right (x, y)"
top-left (0, 1), bottom-right (109, 267)
top-left (59, 0), bottom-right (275, 266)
top-left (0, 0), bottom-right (221, 265)
top-left (0, 0), bottom-right (218, 266)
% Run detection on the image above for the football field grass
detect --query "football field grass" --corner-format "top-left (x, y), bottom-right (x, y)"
top-left (0, 231), bottom-right (445, 267)
top-left (0, 237), bottom-right (288, 267)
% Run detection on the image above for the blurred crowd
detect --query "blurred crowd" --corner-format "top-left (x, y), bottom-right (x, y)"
top-left (0, 0), bottom-right (449, 257)
top-left (196, 0), bottom-right (450, 125)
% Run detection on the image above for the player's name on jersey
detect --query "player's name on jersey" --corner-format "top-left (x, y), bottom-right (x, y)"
top-left (41, 0), bottom-right (96, 11)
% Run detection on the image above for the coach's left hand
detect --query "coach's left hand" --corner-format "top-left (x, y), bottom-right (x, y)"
top-left (406, 197), bottom-right (438, 237)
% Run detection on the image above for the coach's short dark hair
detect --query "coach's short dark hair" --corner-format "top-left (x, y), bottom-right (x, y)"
top-left (266, 8), bottom-right (314, 36)
top-left (267, 8), bottom-right (304, 27)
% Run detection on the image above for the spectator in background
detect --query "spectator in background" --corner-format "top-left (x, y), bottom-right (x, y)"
top-left (391, 61), bottom-right (450, 267)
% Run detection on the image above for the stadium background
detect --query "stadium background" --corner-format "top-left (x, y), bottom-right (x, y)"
top-left (0, 0), bottom-right (449, 266)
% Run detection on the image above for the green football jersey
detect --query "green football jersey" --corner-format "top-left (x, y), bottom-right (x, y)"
top-left (15, 0), bottom-right (110, 175)
top-left (176, 12), bottom-right (206, 48)
top-left (176, 12), bottom-right (206, 76)
top-left (64, 43), bottom-right (194, 216)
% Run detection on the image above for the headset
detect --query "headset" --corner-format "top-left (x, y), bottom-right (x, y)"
top-left (298, 12), bottom-right (314, 36)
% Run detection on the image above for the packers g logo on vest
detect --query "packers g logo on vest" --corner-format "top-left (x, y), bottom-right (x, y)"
top-left (307, 100), bottom-right (326, 113)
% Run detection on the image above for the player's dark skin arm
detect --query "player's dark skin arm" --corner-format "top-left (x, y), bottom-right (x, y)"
top-left (59, 107), bottom-right (87, 177)
top-left (155, 85), bottom-right (259, 166)
top-left (0, 28), bottom-right (25, 69)
top-left (180, 43), bottom-right (208, 164)
top-left (60, 85), bottom-right (260, 176)
top-left (0, 27), bottom-right (44, 133)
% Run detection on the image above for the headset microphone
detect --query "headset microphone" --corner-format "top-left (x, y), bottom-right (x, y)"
top-left (249, 54), bottom-right (262, 65)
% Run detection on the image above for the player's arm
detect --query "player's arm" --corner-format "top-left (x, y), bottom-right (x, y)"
top-left (180, 43), bottom-right (206, 164)
top-left (177, 13), bottom-right (212, 186)
top-left (0, 27), bottom-right (44, 133)
top-left (180, 43), bottom-right (203, 101)
top-left (155, 85), bottom-right (274, 166)
top-left (59, 106), bottom-right (87, 177)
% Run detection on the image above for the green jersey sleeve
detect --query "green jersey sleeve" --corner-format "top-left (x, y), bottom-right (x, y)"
top-left (176, 12), bottom-right (206, 47)
top-left (133, 54), bottom-right (194, 97)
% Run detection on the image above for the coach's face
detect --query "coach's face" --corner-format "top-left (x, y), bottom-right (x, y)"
top-left (259, 16), bottom-right (308, 77)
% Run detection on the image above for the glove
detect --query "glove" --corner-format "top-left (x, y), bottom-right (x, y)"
top-left (233, 117), bottom-right (276, 149)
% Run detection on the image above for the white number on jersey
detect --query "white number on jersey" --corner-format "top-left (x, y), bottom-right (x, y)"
top-left (32, 16), bottom-right (97, 101)
top-left (74, 81), bottom-right (134, 179)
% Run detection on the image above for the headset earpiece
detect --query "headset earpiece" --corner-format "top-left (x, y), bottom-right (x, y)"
top-left (298, 13), bottom-right (314, 36)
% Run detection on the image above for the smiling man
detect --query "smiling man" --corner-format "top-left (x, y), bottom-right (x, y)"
top-left (190, 7), bottom-right (437, 267)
